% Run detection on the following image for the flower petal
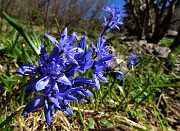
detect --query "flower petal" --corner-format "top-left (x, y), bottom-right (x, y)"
top-left (48, 96), bottom-right (60, 109)
top-left (26, 78), bottom-right (40, 93)
top-left (49, 46), bottom-right (60, 61)
top-left (66, 46), bottom-right (84, 55)
top-left (60, 27), bottom-right (68, 43)
top-left (22, 95), bottom-right (45, 116)
top-left (94, 75), bottom-right (100, 90)
top-left (66, 54), bottom-right (78, 64)
top-left (44, 106), bottom-right (53, 125)
top-left (81, 88), bottom-right (94, 97)
top-left (44, 33), bottom-right (59, 48)
top-left (115, 70), bottom-right (124, 80)
top-left (16, 63), bottom-right (39, 76)
top-left (79, 36), bottom-right (86, 50)
top-left (65, 32), bottom-right (77, 44)
top-left (56, 74), bottom-right (71, 85)
top-left (36, 76), bottom-right (50, 91)
top-left (56, 93), bottom-right (77, 102)
top-left (96, 73), bottom-right (108, 83)
top-left (84, 59), bottom-right (94, 69)
top-left (66, 65), bottom-right (78, 78)
top-left (74, 77), bottom-right (95, 86)
top-left (85, 49), bottom-right (93, 59)
top-left (97, 56), bottom-right (114, 64)
top-left (64, 107), bottom-right (74, 116)
top-left (73, 94), bottom-right (87, 102)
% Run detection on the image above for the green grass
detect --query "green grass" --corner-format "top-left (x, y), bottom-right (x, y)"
top-left (159, 37), bottom-right (174, 47)
top-left (0, 13), bottom-right (180, 131)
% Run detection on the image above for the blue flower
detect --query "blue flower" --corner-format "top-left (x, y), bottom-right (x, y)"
top-left (114, 69), bottom-right (124, 80)
top-left (91, 36), bottom-right (115, 89)
top-left (17, 35), bottom-right (97, 125)
top-left (17, 45), bottom-right (78, 125)
top-left (22, 92), bottom-right (77, 125)
top-left (92, 35), bottom-right (113, 60)
top-left (75, 37), bottom-right (94, 73)
top-left (103, 5), bottom-right (123, 33)
top-left (44, 28), bottom-right (84, 65)
top-left (17, 45), bottom-right (72, 94)
top-left (127, 54), bottom-right (139, 67)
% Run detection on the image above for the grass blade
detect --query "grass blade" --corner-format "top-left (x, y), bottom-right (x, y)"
top-left (2, 11), bottom-right (40, 56)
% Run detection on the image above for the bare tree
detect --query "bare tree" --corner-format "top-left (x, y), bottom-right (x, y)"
top-left (1, 0), bottom-right (108, 33)
top-left (43, 0), bottom-right (108, 31)
top-left (124, 0), bottom-right (180, 44)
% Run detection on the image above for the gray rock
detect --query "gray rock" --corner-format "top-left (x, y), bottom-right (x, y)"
top-left (165, 30), bottom-right (178, 38)
top-left (154, 46), bottom-right (171, 58)
top-left (138, 40), bottom-right (147, 46)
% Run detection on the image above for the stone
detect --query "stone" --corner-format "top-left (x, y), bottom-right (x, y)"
top-left (154, 46), bottom-right (171, 58)
top-left (165, 30), bottom-right (178, 38)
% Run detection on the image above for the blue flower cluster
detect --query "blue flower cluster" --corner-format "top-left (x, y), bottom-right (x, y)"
top-left (103, 5), bottom-right (123, 34)
top-left (16, 5), bottom-right (125, 125)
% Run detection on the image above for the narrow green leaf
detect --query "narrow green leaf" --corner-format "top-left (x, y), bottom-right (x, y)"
top-left (117, 85), bottom-right (125, 97)
top-left (21, 45), bottom-right (29, 64)
top-left (2, 11), bottom-right (40, 56)
top-left (11, 31), bottom-right (20, 53)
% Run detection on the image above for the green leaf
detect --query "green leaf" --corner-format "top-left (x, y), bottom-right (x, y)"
top-left (100, 118), bottom-right (108, 125)
top-left (88, 119), bottom-right (95, 129)
top-left (11, 31), bottom-right (20, 53)
top-left (2, 11), bottom-right (40, 57)
top-left (21, 45), bottom-right (30, 64)
top-left (100, 119), bottom-right (113, 128)
top-left (106, 122), bottom-right (113, 128)
top-left (89, 119), bottom-right (95, 124)
top-left (117, 85), bottom-right (125, 97)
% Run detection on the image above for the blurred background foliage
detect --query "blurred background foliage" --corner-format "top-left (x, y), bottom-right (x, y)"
top-left (0, 0), bottom-right (109, 34)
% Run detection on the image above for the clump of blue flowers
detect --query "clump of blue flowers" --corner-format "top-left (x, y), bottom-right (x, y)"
top-left (103, 5), bottom-right (123, 34)
top-left (16, 5), bottom-right (135, 125)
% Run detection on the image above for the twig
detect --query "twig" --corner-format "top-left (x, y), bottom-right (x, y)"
top-left (52, 14), bottom-right (61, 34)
top-left (157, 93), bottom-right (163, 107)
top-left (162, 94), bottom-right (180, 118)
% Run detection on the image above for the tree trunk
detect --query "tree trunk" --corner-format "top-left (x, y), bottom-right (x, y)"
top-left (147, 0), bottom-right (175, 44)
top-left (170, 27), bottom-right (180, 52)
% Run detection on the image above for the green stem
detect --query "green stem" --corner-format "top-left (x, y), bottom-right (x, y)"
top-left (101, 78), bottom-right (117, 101)
top-left (77, 102), bottom-right (88, 131)
top-left (0, 83), bottom-right (27, 119)
top-left (20, 86), bottom-right (26, 106)
top-left (129, 73), bottom-right (150, 103)
top-left (20, 76), bottom-right (28, 106)
top-left (148, 84), bottom-right (180, 88)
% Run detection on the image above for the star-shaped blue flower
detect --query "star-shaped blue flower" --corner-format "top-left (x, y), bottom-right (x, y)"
top-left (44, 27), bottom-right (84, 65)
top-left (127, 54), bottom-right (139, 67)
